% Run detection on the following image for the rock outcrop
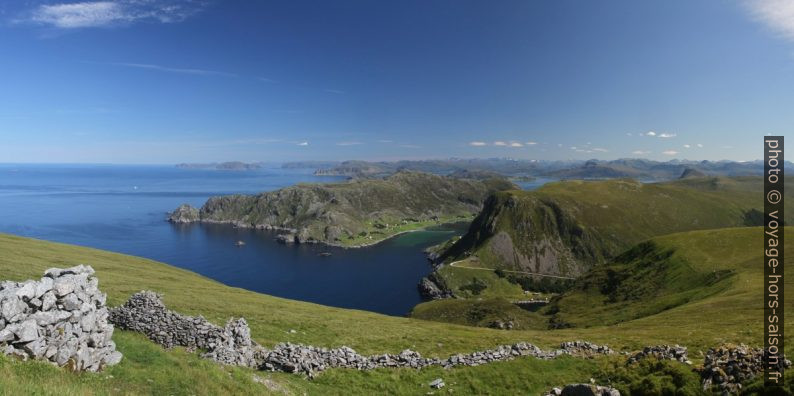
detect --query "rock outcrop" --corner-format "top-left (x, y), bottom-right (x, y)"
top-left (0, 265), bottom-right (121, 371)
top-left (167, 204), bottom-right (200, 223)
top-left (417, 275), bottom-right (452, 300)
top-left (108, 291), bottom-right (260, 367)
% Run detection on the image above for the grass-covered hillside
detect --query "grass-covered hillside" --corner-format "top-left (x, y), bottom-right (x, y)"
top-left (170, 171), bottom-right (514, 247)
top-left (437, 176), bottom-right (787, 277)
top-left (1, 227), bottom-right (792, 394)
top-left (545, 227), bottom-right (768, 329)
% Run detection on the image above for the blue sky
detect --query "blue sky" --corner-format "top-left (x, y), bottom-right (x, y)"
top-left (0, 0), bottom-right (793, 164)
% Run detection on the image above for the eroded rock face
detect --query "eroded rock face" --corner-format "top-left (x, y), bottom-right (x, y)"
top-left (417, 276), bottom-right (452, 300)
top-left (0, 265), bottom-right (121, 371)
top-left (108, 291), bottom-right (260, 368)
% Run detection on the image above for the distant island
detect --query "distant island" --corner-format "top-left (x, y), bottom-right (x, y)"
top-left (175, 161), bottom-right (263, 170)
top-left (168, 171), bottom-right (517, 247)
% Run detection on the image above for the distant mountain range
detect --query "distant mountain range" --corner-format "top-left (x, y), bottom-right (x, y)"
top-left (282, 158), bottom-right (788, 181)
top-left (175, 161), bottom-right (263, 170)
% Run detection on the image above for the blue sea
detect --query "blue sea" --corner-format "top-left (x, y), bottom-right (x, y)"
top-left (0, 164), bottom-right (474, 316)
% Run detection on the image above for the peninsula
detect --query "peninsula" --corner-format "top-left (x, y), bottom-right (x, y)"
top-left (168, 171), bottom-right (516, 247)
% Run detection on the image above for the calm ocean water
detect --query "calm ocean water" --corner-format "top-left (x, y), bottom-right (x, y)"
top-left (0, 164), bottom-right (470, 316)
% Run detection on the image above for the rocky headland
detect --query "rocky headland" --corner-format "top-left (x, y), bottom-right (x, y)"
top-left (168, 171), bottom-right (516, 247)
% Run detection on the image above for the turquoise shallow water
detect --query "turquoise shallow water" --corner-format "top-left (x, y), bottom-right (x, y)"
top-left (0, 164), bottom-right (465, 316)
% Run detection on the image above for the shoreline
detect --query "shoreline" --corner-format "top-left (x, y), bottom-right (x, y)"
top-left (171, 218), bottom-right (466, 249)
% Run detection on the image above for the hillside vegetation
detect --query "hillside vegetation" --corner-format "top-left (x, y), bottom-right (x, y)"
top-left (437, 177), bottom-right (787, 277)
top-left (545, 228), bottom-right (760, 328)
top-left (170, 171), bottom-right (515, 247)
top-left (1, 227), bottom-right (792, 394)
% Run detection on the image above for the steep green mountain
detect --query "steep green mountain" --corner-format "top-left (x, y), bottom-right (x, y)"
top-left (169, 171), bottom-right (516, 247)
top-left (435, 176), bottom-right (787, 277)
top-left (1, 228), bottom-right (791, 394)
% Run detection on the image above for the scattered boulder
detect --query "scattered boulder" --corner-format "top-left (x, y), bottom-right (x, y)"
top-left (429, 378), bottom-right (445, 389)
top-left (0, 265), bottom-right (121, 372)
top-left (488, 320), bottom-right (514, 330)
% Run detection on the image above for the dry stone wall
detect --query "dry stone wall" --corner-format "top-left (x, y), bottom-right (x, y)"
top-left (108, 291), bottom-right (260, 368)
top-left (108, 291), bottom-right (616, 377)
top-left (0, 265), bottom-right (121, 371)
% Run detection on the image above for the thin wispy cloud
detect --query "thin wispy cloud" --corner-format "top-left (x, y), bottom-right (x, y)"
top-left (697, 143), bottom-right (704, 148)
top-left (493, 141), bottom-right (507, 146)
top-left (658, 133), bottom-right (676, 138)
top-left (662, 150), bottom-right (679, 156)
top-left (108, 62), bottom-right (236, 77)
top-left (509, 142), bottom-right (523, 147)
top-left (297, 141), bottom-right (309, 146)
top-left (632, 150), bottom-right (651, 155)
top-left (26, 1), bottom-right (206, 29)
top-left (469, 141), bottom-right (487, 146)
top-left (258, 77), bottom-right (277, 83)
top-left (592, 147), bottom-right (608, 152)
top-left (683, 144), bottom-right (691, 148)
top-left (525, 141), bottom-right (538, 145)
top-left (745, 0), bottom-right (794, 42)
top-left (645, 131), bottom-right (657, 137)
top-left (336, 141), bottom-right (362, 146)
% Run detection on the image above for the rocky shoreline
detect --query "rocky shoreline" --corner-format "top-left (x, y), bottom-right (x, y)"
top-left (167, 171), bottom-right (512, 247)
top-left (169, 210), bottom-right (447, 249)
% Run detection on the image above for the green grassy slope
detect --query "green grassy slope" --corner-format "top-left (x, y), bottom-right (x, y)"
top-left (438, 176), bottom-right (787, 277)
top-left (0, 228), bottom-right (791, 394)
top-left (546, 226), bottom-right (783, 330)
